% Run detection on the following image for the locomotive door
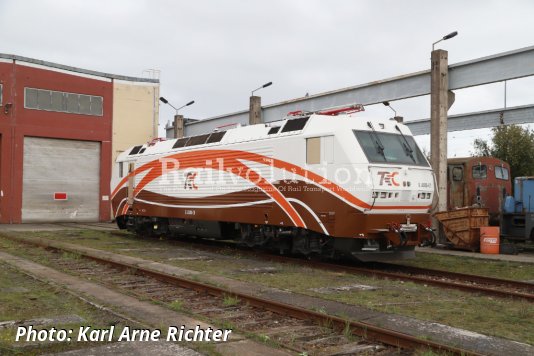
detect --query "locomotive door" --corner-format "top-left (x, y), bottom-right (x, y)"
top-left (448, 164), bottom-right (465, 209)
top-left (306, 136), bottom-right (335, 231)
top-left (127, 162), bottom-right (135, 206)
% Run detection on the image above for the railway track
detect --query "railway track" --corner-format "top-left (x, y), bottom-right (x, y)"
top-left (367, 262), bottom-right (534, 301)
top-left (118, 233), bottom-right (534, 302)
top-left (1, 234), bottom-right (477, 355)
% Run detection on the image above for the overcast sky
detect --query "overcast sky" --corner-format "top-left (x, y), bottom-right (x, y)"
top-left (2, 0), bottom-right (534, 156)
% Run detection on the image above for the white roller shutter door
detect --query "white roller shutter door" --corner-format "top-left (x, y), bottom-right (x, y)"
top-left (22, 137), bottom-right (100, 222)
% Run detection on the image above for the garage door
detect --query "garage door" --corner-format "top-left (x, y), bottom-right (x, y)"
top-left (22, 137), bottom-right (100, 222)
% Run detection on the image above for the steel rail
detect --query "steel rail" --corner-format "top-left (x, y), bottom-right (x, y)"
top-left (327, 261), bottom-right (534, 302)
top-left (244, 252), bottom-right (534, 302)
top-left (373, 262), bottom-right (534, 290)
top-left (2, 234), bottom-right (478, 355)
top-left (125, 234), bottom-right (534, 302)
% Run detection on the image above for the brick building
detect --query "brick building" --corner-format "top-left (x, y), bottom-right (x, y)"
top-left (0, 54), bottom-right (159, 223)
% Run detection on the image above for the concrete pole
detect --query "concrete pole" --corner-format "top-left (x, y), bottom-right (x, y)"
top-left (249, 96), bottom-right (262, 125)
top-left (430, 49), bottom-right (453, 243)
top-left (173, 114), bottom-right (184, 139)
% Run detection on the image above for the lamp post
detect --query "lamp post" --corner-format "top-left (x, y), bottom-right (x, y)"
top-left (383, 101), bottom-right (403, 123)
top-left (382, 101), bottom-right (397, 116)
top-left (250, 81), bottom-right (273, 125)
top-left (430, 31), bottom-right (458, 244)
top-left (159, 97), bottom-right (195, 139)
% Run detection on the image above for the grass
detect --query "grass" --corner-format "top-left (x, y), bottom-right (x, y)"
top-left (398, 252), bottom-right (534, 281)
top-left (0, 262), bottom-right (134, 355)
top-left (222, 295), bottom-right (240, 307)
top-left (61, 251), bottom-right (82, 260)
top-left (0, 237), bottom-right (285, 356)
top-left (342, 320), bottom-right (359, 342)
top-left (169, 299), bottom-right (184, 312)
top-left (1, 230), bottom-right (534, 345)
top-left (7, 228), bottom-right (532, 281)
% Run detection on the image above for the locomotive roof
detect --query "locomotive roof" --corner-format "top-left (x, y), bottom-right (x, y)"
top-left (117, 114), bottom-right (412, 162)
top-left (447, 156), bottom-right (509, 166)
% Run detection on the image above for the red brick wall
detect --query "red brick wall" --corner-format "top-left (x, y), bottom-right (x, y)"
top-left (0, 61), bottom-right (112, 223)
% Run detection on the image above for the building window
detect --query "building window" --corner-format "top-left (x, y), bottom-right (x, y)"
top-left (24, 87), bottom-right (103, 116)
top-left (0, 84), bottom-right (3, 106)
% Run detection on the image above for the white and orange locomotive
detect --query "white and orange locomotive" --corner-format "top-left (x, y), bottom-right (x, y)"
top-left (111, 108), bottom-right (435, 261)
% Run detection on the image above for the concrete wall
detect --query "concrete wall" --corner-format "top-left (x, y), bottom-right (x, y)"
top-left (112, 81), bottom-right (159, 164)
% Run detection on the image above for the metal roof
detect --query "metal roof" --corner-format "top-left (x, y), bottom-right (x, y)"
top-left (0, 53), bottom-right (159, 83)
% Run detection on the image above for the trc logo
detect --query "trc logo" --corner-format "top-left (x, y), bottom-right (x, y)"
top-left (377, 171), bottom-right (400, 186)
top-left (184, 172), bottom-right (198, 190)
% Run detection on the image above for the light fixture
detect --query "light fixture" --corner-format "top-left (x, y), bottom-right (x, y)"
top-left (432, 31), bottom-right (458, 51)
top-left (159, 97), bottom-right (195, 114)
top-left (251, 81), bottom-right (273, 96)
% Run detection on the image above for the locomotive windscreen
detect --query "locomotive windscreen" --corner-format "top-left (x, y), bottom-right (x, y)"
top-left (354, 130), bottom-right (429, 166)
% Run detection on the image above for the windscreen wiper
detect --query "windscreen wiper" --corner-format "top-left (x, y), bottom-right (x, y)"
top-left (367, 122), bottom-right (387, 161)
top-left (395, 125), bottom-right (416, 163)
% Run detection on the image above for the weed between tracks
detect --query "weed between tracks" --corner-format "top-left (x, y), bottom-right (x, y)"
top-left (222, 295), bottom-right (240, 307)
top-left (1, 230), bottom-right (534, 346)
top-left (0, 236), bottom-right (314, 354)
top-left (169, 299), bottom-right (184, 312)
top-left (0, 262), bottom-right (136, 355)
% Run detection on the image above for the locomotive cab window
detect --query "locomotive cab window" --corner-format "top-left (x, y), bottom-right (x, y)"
top-left (472, 164), bottom-right (487, 179)
top-left (451, 167), bottom-right (463, 181)
top-left (129, 145), bottom-right (142, 155)
top-left (353, 130), bottom-right (428, 166)
top-left (268, 126), bottom-right (280, 135)
top-left (282, 117), bottom-right (309, 133)
top-left (495, 166), bottom-right (509, 180)
top-left (119, 162), bottom-right (124, 178)
top-left (207, 131), bottom-right (226, 143)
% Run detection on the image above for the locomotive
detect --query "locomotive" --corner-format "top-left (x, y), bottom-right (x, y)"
top-left (447, 157), bottom-right (511, 225)
top-left (111, 108), bottom-right (435, 261)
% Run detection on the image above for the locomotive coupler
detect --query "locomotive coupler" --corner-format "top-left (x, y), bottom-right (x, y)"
top-left (389, 222), bottom-right (415, 246)
top-left (419, 225), bottom-right (437, 247)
